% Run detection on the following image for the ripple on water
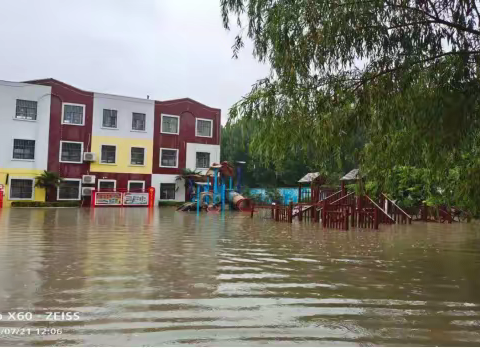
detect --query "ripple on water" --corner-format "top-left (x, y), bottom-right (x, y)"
top-left (0, 208), bottom-right (480, 346)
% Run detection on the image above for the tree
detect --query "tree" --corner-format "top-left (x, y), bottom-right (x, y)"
top-left (220, 0), bottom-right (480, 214)
top-left (221, 122), bottom-right (320, 187)
top-left (35, 171), bottom-right (62, 202)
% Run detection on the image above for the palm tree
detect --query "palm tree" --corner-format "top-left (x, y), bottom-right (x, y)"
top-left (35, 171), bottom-right (62, 202)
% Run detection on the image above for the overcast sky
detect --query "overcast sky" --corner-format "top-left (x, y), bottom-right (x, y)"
top-left (0, 0), bottom-right (268, 124)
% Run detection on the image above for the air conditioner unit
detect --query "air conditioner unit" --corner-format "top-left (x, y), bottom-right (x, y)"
top-left (82, 187), bottom-right (95, 196)
top-left (83, 152), bottom-right (96, 162)
top-left (82, 175), bottom-right (96, 184)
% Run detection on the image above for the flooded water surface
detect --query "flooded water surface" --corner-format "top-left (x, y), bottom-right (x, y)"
top-left (0, 208), bottom-right (480, 346)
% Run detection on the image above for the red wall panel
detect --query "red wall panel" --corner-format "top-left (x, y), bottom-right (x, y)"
top-left (89, 172), bottom-right (151, 190)
top-left (29, 79), bottom-right (94, 179)
top-left (153, 99), bottom-right (221, 175)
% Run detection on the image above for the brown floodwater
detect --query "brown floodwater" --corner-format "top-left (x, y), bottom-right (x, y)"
top-left (0, 207), bottom-right (479, 346)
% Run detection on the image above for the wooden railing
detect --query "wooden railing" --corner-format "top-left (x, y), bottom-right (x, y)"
top-left (438, 207), bottom-right (453, 223)
top-left (322, 204), bottom-right (351, 230)
top-left (413, 203), bottom-right (453, 223)
top-left (251, 203), bottom-right (293, 223)
top-left (251, 192), bottom-right (410, 230)
top-left (379, 193), bottom-right (412, 224)
top-left (361, 195), bottom-right (395, 224)
top-left (355, 207), bottom-right (378, 229)
top-left (330, 192), bottom-right (356, 206)
top-left (293, 203), bottom-right (316, 220)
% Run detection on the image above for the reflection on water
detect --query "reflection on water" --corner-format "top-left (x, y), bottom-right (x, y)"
top-left (0, 208), bottom-right (479, 346)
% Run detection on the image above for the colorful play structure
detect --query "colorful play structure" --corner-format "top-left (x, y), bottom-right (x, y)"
top-left (251, 169), bottom-right (466, 230)
top-left (177, 161), bottom-right (252, 213)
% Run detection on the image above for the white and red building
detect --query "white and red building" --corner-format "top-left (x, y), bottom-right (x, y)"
top-left (0, 78), bottom-right (221, 207)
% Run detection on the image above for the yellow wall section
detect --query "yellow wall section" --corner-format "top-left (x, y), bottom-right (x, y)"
top-left (90, 136), bottom-right (153, 174)
top-left (0, 169), bottom-right (46, 207)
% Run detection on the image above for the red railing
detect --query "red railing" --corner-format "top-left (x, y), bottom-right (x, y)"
top-left (379, 193), bottom-right (412, 224)
top-left (330, 192), bottom-right (356, 206)
top-left (322, 204), bottom-right (351, 230)
top-left (360, 195), bottom-right (395, 224)
top-left (251, 192), bottom-right (407, 230)
top-left (251, 203), bottom-right (293, 222)
top-left (355, 206), bottom-right (378, 229)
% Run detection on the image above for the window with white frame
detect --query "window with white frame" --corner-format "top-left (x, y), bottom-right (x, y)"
top-left (161, 114), bottom-right (179, 134)
top-left (196, 152), bottom-right (210, 169)
top-left (160, 148), bottom-right (178, 167)
top-left (132, 113), bottom-right (146, 131)
top-left (102, 109), bottom-right (117, 128)
top-left (57, 179), bottom-right (81, 200)
top-left (128, 181), bottom-right (145, 192)
top-left (100, 145), bottom-right (116, 164)
top-left (62, 103), bottom-right (85, 125)
top-left (196, 118), bottom-right (213, 137)
top-left (98, 180), bottom-right (116, 191)
top-left (9, 178), bottom-right (34, 199)
top-left (60, 141), bottom-right (83, 163)
top-left (130, 147), bottom-right (145, 165)
top-left (13, 139), bottom-right (35, 160)
top-left (160, 183), bottom-right (176, 200)
top-left (15, 99), bottom-right (37, 120)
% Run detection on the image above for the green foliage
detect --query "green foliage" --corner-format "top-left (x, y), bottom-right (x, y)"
top-left (35, 170), bottom-right (63, 202)
top-left (241, 186), bottom-right (263, 203)
top-left (11, 201), bottom-right (80, 207)
top-left (221, 122), bottom-right (347, 187)
top-left (221, 0), bottom-right (480, 214)
top-left (158, 201), bottom-right (184, 207)
top-left (35, 171), bottom-right (62, 189)
top-left (265, 188), bottom-right (283, 203)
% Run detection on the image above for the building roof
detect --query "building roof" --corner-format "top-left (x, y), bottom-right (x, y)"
top-left (298, 172), bottom-right (321, 183)
top-left (22, 78), bottom-right (219, 109)
top-left (341, 169), bottom-right (360, 181)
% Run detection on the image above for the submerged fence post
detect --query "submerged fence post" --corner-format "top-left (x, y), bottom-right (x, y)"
top-left (275, 205), bottom-right (280, 221)
top-left (322, 203), bottom-right (327, 228)
top-left (344, 208), bottom-right (349, 231)
top-left (221, 184), bottom-right (225, 212)
top-left (196, 186), bottom-right (200, 214)
top-left (288, 201), bottom-right (293, 223)
top-left (374, 207), bottom-right (379, 229)
top-left (250, 203), bottom-right (255, 218)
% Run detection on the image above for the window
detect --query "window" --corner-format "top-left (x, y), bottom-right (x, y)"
top-left (100, 145), bottom-right (116, 164)
top-left (161, 114), bottom-right (179, 134)
top-left (128, 181), bottom-right (145, 192)
top-left (102, 109), bottom-right (117, 128)
top-left (132, 113), bottom-right (146, 131)
top-left (15, 99), bottom-right (37, 120)
top-left (130, 147), bottom-right (145, 165)
top-left (196, 152), bottom-right (210, 169)
top-left (57, 179), bottom-right (81, 200)
top-left (196, 118), bottom-right (213, 137)
top-left (62, 103), bottom-right (85, 125)
top-left (9, 178), bottom-right (34, 200)
top-left (160, 148), bottom-right (178, 168)
top-left (98, 180), bottom-right (116, 191)
top-left (160, 183), bottom-right (176, 200)
top-left (60, 141), bottom-right (83, 163)
top-left (12, 139), bottom-right (35, 160)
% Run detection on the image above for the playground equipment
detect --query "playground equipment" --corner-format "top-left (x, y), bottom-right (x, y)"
top-left (251, 169), bottom-right (412, 230)
top-left (177, 161), bottom-right (251, 213)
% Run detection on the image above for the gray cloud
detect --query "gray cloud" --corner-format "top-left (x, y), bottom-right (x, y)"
top-left (0, 0), bottom-right (268, 124)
